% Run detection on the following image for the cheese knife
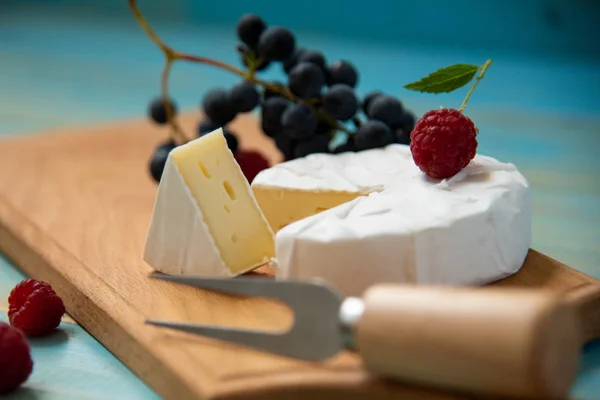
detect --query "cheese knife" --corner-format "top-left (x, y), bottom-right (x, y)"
top-left (146, 274), bottom-right (597, 399)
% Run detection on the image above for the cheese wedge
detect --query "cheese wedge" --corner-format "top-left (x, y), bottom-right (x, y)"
top-left (143, 128), bottom-right (275, 277)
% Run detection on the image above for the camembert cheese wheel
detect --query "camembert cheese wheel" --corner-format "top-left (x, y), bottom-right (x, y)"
top-left (252, 144), bottom-right (531, 296)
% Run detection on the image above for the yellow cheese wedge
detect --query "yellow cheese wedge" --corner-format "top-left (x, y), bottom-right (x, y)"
top-left (143, 128), bottom-right (275, 276)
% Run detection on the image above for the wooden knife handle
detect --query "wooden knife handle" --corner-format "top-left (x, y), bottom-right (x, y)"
top-left (354, 285), bottom-right (581, 399)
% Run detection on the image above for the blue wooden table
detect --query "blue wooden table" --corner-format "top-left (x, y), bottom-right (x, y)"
top-left (1, 1), bottom-right (599, 399)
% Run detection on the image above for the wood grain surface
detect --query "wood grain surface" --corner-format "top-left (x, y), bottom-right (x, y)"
top-left (0, 113), bottom-right (598, 400)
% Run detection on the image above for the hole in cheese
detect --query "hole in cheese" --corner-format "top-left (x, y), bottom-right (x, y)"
top-left (231, 233), bottom-right (238, 243)
top-left (198, 161), bottom-right (211, 178)
top-left (224, 204), bottom-right (230, 213)
top-left (224, 181), bottom-right (236, 200)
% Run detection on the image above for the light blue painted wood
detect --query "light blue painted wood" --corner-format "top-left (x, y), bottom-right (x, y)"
top-left (0, 2), bottom-right (599, 399)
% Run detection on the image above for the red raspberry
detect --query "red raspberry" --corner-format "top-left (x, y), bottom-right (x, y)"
top-left (235, 150), bottom-right (270, 183)
top-left (8, 279), bottom-right (65, 337)
top-left (409, 108), bottom-right (478, 179)
top-left (0, 322), bottom-right (33, 394)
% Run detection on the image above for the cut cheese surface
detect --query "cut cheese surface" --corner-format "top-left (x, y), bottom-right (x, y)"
top-left (252, 144), bottom-right (532, 296)
top-left (143, 129), bottom-right (275, 276)
top-left (252, 188), bottom-right (362, 232)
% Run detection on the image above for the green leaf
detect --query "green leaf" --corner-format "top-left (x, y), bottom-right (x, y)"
top-left (404, 64), bottom-right (480, 94)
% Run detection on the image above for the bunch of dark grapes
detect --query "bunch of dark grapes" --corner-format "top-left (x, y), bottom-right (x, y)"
top-left (146, 14), bottom-right (416, 183)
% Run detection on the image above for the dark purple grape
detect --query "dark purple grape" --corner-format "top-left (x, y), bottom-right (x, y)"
top-left (229, 81), bottom-right (260, 113)
top-left (148, 97), bottom-right (178, 124)
top-left (293, 134), bottom-right (330, 158)
top-left (282, 47), bottom-right (307, 74)
top-left (281, 103), bottom-right (318, 140)
top-left (223, 129), bottom-right (239, 152)
top-left (316, 119), bottom-right (333, 135)
top-left (257, 27), bottom-right (295, 61)
top-left (288, 62), bottom-right (325, 99)
top-left (263, 82), bottom-right (285, 100)
top-left (326, 60), bottom-right (358, 88)
top-left (332, 136), bottom-right (356, 153)
top-left (399, 110), bottom-right (416, 133)
top-left (261, 96), bottom-right (289, 137)
top-left (202, 89), bottom-right (237, 126)
top-left (366, 95), bottom-right (404, 128)
top-left (197, 119), bottom-right (219, 136)
top-left (361, 91), bottom-right (382, 113)
top-left (149, 140), bottom-right (177, 182)
top-left (236, 14), bottom-right (266, 48)
top-left (394, 128), bottom-right (411, 145)
top-left (155, 140), bottom-right (177, 155)
top-left (297, 50), bottom-right (326, 72)
top-left (322, 84), bottom-right (358, 121)
top-left (355, 120), bottom-right (394, 151)
top-left (274, 133), bottom-right (296, 160)
top-left (239, 44), bottom-right (270, 71)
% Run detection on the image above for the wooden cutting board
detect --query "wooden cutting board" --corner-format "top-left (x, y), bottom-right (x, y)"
top-left (0, 113), bottom-right (599, 400)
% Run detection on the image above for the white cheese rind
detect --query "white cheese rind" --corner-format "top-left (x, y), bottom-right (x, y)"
top-left (143, 155), bottom-right (231, 277)
top-left (253, 144), bottom-right (532, 297)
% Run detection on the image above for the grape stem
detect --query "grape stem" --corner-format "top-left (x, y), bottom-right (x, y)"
top-left (127, 0), bottom-right (353, 143)
top-left (459, 59), bottom-right (492, 113)
top-left (161, 59), bottom-right (188, 143)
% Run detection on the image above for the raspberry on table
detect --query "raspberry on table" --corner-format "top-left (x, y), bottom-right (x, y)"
top-left (235, 150), bottom-right (270, 183)
top-left (410, 108), bottom-right (478, 179)
top-left (8, 279), bottom-right (66, 337)
top-left (0, 322), bottom-right (33, 394)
